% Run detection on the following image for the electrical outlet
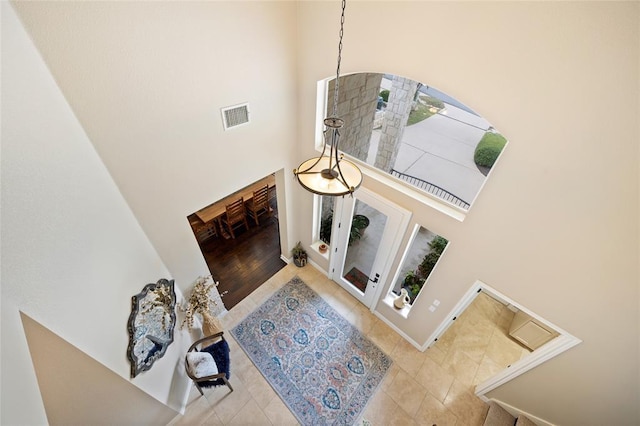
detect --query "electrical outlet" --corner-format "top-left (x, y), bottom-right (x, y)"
top-left (428, 305), bottom-right (436, 312)
top-left (433, 299), bottom-right (440, 306)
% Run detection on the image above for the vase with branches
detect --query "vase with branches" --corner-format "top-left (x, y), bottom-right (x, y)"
top-left (180, 275), bottom-right (223, 335)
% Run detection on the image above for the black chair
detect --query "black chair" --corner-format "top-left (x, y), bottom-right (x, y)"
top-left (184, 332), bottom-right (233, 395)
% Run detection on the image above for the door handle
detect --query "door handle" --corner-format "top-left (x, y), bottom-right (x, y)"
top-left (368, 273), bottom-right (379, 283)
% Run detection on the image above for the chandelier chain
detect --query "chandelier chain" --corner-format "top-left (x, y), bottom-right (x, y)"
top-left (292, 0), bottom-right (361, 197)
top-left (332, 0), bottom-right (346, 117)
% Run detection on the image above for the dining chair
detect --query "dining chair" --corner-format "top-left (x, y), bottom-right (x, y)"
top-left (245, 184), bottom-right (271, 226)
top-left (193, 221), bottom-right (218, 243)
top-left (221, 197), bottom-right (250, 239)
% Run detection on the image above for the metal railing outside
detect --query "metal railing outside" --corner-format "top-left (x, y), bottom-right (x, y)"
top-left (390, 169), bottom-right (470, 210)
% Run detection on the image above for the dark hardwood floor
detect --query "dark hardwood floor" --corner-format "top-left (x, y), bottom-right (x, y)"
top-left (193, 200), bottom-right (286, 310)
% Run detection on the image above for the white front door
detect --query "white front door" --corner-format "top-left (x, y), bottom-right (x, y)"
top-left (329, 187), bottom-right (411, 308)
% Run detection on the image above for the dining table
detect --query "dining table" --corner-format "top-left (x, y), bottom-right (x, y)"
top-left (195, 174), bottom-right (275, 225)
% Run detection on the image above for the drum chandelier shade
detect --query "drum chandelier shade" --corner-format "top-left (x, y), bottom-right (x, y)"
top-left (293, 0), bottom-right (362, 197)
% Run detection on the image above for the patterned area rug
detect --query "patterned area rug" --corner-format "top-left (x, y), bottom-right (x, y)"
top-left (232, 277), bottom-right (392, 425)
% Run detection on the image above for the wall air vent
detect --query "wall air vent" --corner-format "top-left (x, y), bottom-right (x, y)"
top-left (221, 103), bottom-right (250, 130)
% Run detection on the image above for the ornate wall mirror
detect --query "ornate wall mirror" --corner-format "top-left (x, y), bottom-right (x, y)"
top-left (127, 278), bottom-right (177, 378)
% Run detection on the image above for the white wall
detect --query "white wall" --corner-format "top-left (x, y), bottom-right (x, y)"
top-left (3, 1), bottom-right (302, 422)
top-left (1, 3), bottom-right (191, 423)
top-left (10, 1), bottom-right (301, 293)
top-left (4, 1), bottom-right (638, 425)
top-left (296, 2), bottom-right (639, 425)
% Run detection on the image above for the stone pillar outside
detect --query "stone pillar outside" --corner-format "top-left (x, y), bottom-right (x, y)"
top-left (375, 75), bottom-right (419, 172)
top-left (327, 73), bottom-right (382, 162)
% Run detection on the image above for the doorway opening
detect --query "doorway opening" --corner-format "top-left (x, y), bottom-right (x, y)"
top-left (187, 172), bottom-right (286, 309)
top-left (425, 281), bottom-right (581, 400)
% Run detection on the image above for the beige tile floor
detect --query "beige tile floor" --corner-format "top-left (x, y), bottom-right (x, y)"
top-left (169, 265), bottom-right (530, 426)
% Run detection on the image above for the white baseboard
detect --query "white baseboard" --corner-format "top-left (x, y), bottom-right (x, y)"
top-left (307, 257), bottom-right (323, 273)
top-left (372, 309), bottom-right (423, 351)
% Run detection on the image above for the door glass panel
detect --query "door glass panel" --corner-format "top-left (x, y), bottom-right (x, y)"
top-left (342, 200), bottom-right (388, 294)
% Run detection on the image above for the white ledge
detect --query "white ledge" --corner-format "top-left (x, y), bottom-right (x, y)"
top-left (383, 293), bottom-right (411, 319)
top-left (310, 240), bottom-right (330, 260)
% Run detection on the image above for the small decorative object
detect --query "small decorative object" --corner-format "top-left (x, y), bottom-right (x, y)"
top-left (292, 241), bottom-right (308, 267)
top-left (319, 243), bottom-right (328, 254)
top-left (394, 288), bottom-right (411, 309)
top-left (180, 275), bottom-right (224, 336)
top-left (127, 278), bottom-right (177, 378)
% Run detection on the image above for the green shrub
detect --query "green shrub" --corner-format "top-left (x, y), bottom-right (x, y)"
top-left (379, 89), bottom-right (390, 102)
top-left (474, 132), bottom-right (507, 169)
top-left (408, 283), bottom-right (422, 299)
top-left (418, 252), bottom-right (440, 278)
top-left (352, 214), bottom-right (370, 230)
top-left (428, 236), bottom-right (448, 255)
top-left (402, 235), bottom-right (449, 303)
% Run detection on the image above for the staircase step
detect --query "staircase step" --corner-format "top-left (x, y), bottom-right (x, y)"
top-left (516, 415), bottom-right (537, 426)
top-left (483, 401), bottom-right (516, 426)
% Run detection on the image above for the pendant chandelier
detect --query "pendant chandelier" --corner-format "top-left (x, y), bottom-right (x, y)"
top-left (293, 0), bottom-right (362, 197)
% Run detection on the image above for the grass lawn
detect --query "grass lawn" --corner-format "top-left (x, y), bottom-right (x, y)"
top-left (406, 95), bottom-right (444, 126)
top-left (407, 103), bottom-right (434, 125)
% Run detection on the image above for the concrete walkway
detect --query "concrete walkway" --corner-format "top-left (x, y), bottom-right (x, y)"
top-left (367, 101), bottom-right (491, 205)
